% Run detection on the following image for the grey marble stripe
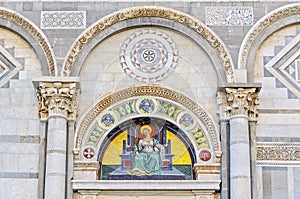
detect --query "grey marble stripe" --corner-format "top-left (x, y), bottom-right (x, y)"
top-left (0, 172), bottom-right (38, 178)
top-left (0, 135), bottom-right (40, 143)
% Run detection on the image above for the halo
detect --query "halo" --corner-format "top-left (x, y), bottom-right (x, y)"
top-left (140, 125), bottom-right (152, 133)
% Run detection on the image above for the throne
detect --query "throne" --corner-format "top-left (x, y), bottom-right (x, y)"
top-left (108, 125), bottom-right (185, 180)
top-left (119, 125), bottom-right (174, 171)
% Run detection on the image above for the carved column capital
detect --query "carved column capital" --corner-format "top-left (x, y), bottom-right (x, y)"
top-left (218, 87), bottom-right (259, 120)
top-left (33, 77), bottom-right (80, 120)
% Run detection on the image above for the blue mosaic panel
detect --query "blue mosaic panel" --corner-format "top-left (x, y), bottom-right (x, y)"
top-left (205, 7), bottom-right (253, 26)
top-left (41, 11), bottom-right (86, 29)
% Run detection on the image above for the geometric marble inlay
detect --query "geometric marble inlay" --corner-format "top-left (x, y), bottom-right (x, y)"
top-left (205, 7), bottom-right (253, 26)
top-left (0, 45), bottom-right (22, 87)
top-left (296, 59), bottom-right (300, 81)
top-left (41, 11), bottom-right (86, 29)
top-left (264, 34), bottom-right (300, 98)
top-left (120, 29), bottom-right (178, 83)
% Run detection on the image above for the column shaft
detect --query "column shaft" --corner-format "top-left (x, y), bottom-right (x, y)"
top-left (44, 117), bottom-right (67, 199)
top-left (229, 116), bottom-right (251, 199)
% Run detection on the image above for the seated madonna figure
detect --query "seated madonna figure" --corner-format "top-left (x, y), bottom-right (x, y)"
top-left (128, 124), bottom-right (164, 176)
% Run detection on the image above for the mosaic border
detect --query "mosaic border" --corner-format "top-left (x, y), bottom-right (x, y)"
top-left (205, 7), bottom-right (253, 26)
top-left (41, 11), bottom-right (86, 29)
top-left (75, 85), bottom-right (220, 154)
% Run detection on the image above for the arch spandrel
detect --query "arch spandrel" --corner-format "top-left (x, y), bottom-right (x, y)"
top-left (0, 7), bottom-right (57, 76)
top-left (62, 6), bottom-right (235, 83)
top-left (238, 3), bottom-right (300, 73)
top-left (74, 85), bottom-right (221, 166)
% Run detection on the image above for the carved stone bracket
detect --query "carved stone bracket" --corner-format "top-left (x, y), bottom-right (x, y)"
top-left (33, 77), bottom-right (80, 120)
top-left (218, 87), bottom-right (260, 120)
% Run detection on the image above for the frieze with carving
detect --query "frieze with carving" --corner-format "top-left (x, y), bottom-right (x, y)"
top-left (36, 82), bottom-right (79, 119)
top-left (257, 143), bottom-right (300, 164)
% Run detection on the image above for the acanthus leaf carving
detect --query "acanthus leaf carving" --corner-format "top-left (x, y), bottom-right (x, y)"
top-left (218, 87), bottom-right (259, 120)
top-left (36, 81), bottom-right (79, 120)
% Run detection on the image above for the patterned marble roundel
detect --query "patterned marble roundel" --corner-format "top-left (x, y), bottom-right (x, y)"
top-left (120, 29), bottom-right (178, 83)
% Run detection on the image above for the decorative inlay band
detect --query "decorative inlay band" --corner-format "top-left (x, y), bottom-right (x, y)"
top-left (257, 142), bottom-right (300, 166)
top-left (0, 7), bottom-right (56, 76)
top-left (62, 6), bottom-right (235, 82)
top-left (205, 7), bottom-right (253, 26)
top-left (41, 11), bottom-right (86, 29)
top-left (238, 4), bottom-right (300, 69)
top-left (120, 29), bottom-right (178, 83)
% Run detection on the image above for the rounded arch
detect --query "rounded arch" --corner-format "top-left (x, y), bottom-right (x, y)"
top-left (0, 7), bottom-right (57, 76)
top-left (98, 117), bottom-right (197, 165)
top-left (74, 85), bottom-right (220, 164)
top-left (62, 6), bottom-right (235, 83)
top-left (238, 3), bottom-right (300, 81)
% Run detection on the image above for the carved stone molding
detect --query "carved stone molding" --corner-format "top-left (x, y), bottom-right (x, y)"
top-left (75, 85), bottom-right (220, 154)
top-left (74, 161), bottom-right (98, 171)
top-left (34, 79), bottom-right (79, 120)
top-left (238, 3), bottom-right (300, 69)
top-left (218, 87), bottom-right (259, 120)
top-left (194, 164), bottom-right (221, 175)
top-left (0, 7), bottom-right (57, 76)
top-left (257, 142), bottom-right (300, 166)
top-left (62, 6), bottom-right (235, 83)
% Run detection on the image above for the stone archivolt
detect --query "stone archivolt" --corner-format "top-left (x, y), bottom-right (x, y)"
top-left (62, 6), bottom-right (235, 83)
top-left (218, 88), bottom-right (259, 120)
top-left (36, 82), bottom-right (79, 120)
top-left (75, 85), bottom-right (220, 154)
top-left (238, 3), bottom-right (300, 69)
top-left (0, 7), bottom-right (57, 76)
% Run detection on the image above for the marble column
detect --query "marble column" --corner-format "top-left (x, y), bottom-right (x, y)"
top-left (34, 78), bottom-right (79, 199)
top-left (220, 87), bottom-right (259, 199)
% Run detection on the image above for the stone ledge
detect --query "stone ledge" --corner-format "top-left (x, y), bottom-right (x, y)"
top-left (72, 180), bottom-right (221, 191)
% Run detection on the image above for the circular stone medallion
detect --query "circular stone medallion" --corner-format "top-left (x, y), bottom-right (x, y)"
top-left (120, 29), bottom-right (178, 83)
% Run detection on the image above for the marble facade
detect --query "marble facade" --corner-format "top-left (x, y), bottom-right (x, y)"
top-left (0, 1), bottom-right (299, 199)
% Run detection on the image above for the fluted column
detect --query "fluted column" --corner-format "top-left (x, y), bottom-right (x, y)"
top-left (34, 78), bottom-right (79, 199)
top-left (219, 87), bottom-right (259, 199)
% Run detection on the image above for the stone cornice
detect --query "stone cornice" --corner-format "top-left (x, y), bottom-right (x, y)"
top-left (218, 87), bottom-right (260, 120)
top-left (33, 78), bottom-right (80, 120)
